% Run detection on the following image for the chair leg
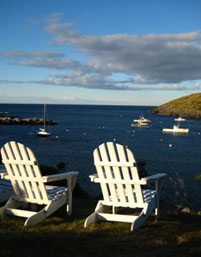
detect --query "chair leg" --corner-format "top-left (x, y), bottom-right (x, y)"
top-left (84, 211), bottom-right (98, 228)
top-left (24, 206), bottom-right (50, 226)
top-left (131, 210), bottom-right (146, 231)
top-left (131, 202), bottom-right (155, 231)
top-left (155, 195), bottom-right (160, 221)
top-left (66, 179), bottom-right (73, 215)
top-left (0, 197), bottom-right (22, 217)
top-left (84, 201), bottom-right (104, 228)
top-left (25, 199), bottom-right (65, 226)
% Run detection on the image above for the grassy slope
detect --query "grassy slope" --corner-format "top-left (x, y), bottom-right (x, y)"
top-left (152, 93), bottom-right (201, 118)
top-left (1, 198), bottom-right (201, 257)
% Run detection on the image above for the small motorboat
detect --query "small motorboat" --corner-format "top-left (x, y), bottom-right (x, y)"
top-left (163, 124), bottom-right (189, 133)
top-left (131, 120), bottom-right (150, 128)
top-left (134, 115), bottom-right (151, 123)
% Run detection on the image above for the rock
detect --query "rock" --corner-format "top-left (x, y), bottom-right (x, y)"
top-left (0, 115), bottom-right (57, 125)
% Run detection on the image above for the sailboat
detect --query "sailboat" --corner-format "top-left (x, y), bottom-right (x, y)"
top-left (37, 104), bottom-right (51, 137)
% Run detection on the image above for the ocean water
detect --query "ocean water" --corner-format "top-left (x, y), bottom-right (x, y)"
top-left (1, 103), bottom-right (201, 209)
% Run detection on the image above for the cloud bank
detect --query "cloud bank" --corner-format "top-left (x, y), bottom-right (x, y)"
top-left (1, 14), bottom-right (201, 91)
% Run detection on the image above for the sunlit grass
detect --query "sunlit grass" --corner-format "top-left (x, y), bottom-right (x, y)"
top-left (1, 198), bottom-right (201, 257)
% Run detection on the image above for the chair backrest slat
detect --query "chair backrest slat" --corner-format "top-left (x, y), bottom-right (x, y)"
top-left (24, 145), bottom-right (48, 201)
top-left (94, 142), bottom-right (144, 207)
top-left (98, 143), bottom-right (119, 203)
top-left (104, 142), bottom-right (127, 204)
top-left (1, 141), bottom-right (49, 204)
top-left (115, 143), bottom-right (135, 204)
top-left (94, 145), bottom-right (111, 203)
top-left (11, 142), bottom-right (35, 200)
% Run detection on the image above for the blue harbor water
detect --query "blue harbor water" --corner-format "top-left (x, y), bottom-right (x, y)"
top-left (1, 103), bottom-right (201, 209)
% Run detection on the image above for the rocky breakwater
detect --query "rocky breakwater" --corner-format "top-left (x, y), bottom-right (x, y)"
top-left (0, 115), bottom-right (57, 125)
top-left (151, 93), bottom-right (201, 119)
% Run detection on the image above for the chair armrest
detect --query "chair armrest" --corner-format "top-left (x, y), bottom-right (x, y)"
top-left (0, 171), bottom-right (8, 179)
top-left (142, 173), bottom-right (167, 194)
top-left (141, 173), bottom-right (167, 182)
top-left (90, 173), bottom-right (167, 184)
top-left (89, 174), bottom-right (148, 185)
top-left (43, 171), bottom-right (79, 182)
top-left (89, 174), bottom-right (98, 182)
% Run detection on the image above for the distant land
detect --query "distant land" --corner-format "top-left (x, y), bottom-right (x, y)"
top-left (151, 93), bottom-right (201, 118)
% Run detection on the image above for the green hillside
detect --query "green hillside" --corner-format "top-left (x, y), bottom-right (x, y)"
top-left (151, 93), bottom-right (201, 118)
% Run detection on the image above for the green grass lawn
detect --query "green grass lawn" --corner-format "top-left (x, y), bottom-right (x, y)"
top-left (1, 198), bottom-right (201, 257)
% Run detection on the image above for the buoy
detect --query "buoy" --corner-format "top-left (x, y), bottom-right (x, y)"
top-left (169, 144), bottom-right (172, 147)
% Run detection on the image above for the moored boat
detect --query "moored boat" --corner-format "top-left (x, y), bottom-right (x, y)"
top-left (131, 120), bottom-right (150, 128)
top-left (163, 124), bottom-right (189, 133)
top-left (174, 117), bottom-right (186, 122)
top-left (37, 104), bottom-right (51, 137)
top-left (134, 115), bottom-right (151, 123)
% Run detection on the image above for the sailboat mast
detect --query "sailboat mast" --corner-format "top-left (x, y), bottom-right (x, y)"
top-left (43, 104), bottom-right (46, 130)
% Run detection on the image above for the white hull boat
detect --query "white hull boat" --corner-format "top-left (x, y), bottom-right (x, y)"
top-left (37, 128), bottom-right (51, 137)
top-left (131, 120), bottom-right (150, 128)
top-left (174, 117), bottom-right (186, 122)
top-left (37, 104), bottom-right (51, 137)
top-left (134, 115), bottom-right (151, 123)
top-left (163, 125), bottom-right (189, 133)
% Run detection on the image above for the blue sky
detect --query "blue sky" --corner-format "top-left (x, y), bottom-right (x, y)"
top-left (0, 0), bottom-right (201, 106)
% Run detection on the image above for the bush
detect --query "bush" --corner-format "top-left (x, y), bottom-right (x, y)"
top-left (195, 174), bottom-right (201, 182)
top-left (40, 162), bottom-right (90, 199)
top-left (137, 159), bottom-right (149, 178)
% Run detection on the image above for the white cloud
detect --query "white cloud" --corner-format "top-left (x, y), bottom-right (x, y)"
top-left (0, 50), bottom-right (64, 58)
top-left (0, 76), bottom-right (196, 92)
top-left (1, 14), bottom-right (201, 91)
top-left (193, 83), bottom-right (201, 89)
top-left (44, 16), bottom-right (201, 84)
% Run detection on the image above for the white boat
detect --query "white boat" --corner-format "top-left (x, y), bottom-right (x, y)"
top-left (37, 128), bottom-right (51, 137)
top-left (37, 104), bottom-right (51, 137)
top-left (174, 117), bottom-right (186, 122)
top-left (131, 120), bottom-right (150, 128)
top-left (134, 115), bottom-right (151, 123)
top-left (163, 124), bottom-right (189, 133)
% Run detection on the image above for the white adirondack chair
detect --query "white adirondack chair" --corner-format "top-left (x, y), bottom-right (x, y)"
top-left (0, 141), bottom-right (78, 226)
top-left (84, 142), bottom-right (167, 231)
